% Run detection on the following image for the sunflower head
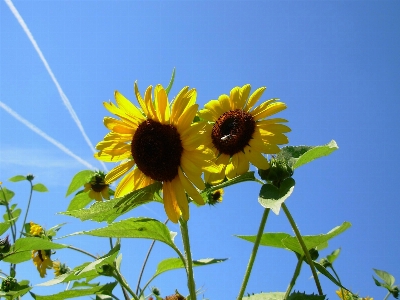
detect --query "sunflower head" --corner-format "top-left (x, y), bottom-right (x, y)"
top-left (53, 260), bottom-right (70, 277)
top-left (207, 189), bottom-right (224, 205)
top-left (30, 222), bottom-right (44, 237)
top-left (95, 82), bottom-right (219, 223)
top-left (83, 171), bottom-right (110, 202)
top-left (199, 84), bottom-right (290, 185)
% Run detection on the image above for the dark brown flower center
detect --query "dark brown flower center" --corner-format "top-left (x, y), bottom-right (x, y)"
top-left (90, 175), bottom-right (108, 192)
top-left (131, 119), bottom-right (183, 182)
top-left (211, 109), bottom-right (256, 156)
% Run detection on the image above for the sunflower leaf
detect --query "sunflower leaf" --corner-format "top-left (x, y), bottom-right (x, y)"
top-left (8, 175), bottom-right (27, 182)
top-left (31, 282), bottom-right (117, 300)
top-left (242, 292), bottom-right (285, 299)
top-left (66, 191), bottom-right (92, 211)
top-left (65, 170), bottom-right (94, 197)
top-left (258, 178), bottom-right (295, 214)
top-left (0, 187), bottom-right (15, 204)
top-left (32, 183), bottom-right (48, 192)
top-left (61, 182), bottom-right (162, 223)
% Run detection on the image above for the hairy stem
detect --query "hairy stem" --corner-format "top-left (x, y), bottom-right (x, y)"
top-left (284, 255), bottom-right (304, 299)
top-left (282, 203), bottom-right (323, 295)
top-left (237, 208), bottom-right (270, 300)
top-left (180, 218), bottom-right (197, 300)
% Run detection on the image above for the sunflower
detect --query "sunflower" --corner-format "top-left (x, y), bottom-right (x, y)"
top-left (30, 222), bottom-right (43, 236)
top-left (198, 84), bottom-right (290, 184)
top-left (32, 250), bottom-right (53, 278)
top-left (53, 260), bottom-right (69, 277)
top-left (95, 83), bottom-right (218, 223)
top-left (83, 171), bottom-right (110, 202)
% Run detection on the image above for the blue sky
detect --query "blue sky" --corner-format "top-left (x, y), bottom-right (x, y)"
top-left (1, 1), bottom-right (399, 299)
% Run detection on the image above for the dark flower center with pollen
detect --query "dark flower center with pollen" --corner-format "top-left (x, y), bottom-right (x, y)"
top-left (90, 175), bottom-right (107, 192)
top-left (211, 109), bottom-right (256, 156)
top-left (131, 119), bottom-right (183, 182)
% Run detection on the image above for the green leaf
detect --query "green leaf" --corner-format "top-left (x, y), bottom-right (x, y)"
top-left (237, 222), bottom-right (351, 255)
top-left (153, 257), bottom-right (227, 279)
top-left (3, 208), bottom-right (21, 224)
top-left (0, 221), bottom-right (11, 235)
top-left (373, 276), bottom-right (383, 287)
top-left (0, 187), bottom-right (15, 203)
top-left (165, 68), bottom-right (176, 96)
top-left (71, 281), bottom-right (100, 289)
top-left (66, 192), bottom-right (92, 211)
top-left (61, 182), bottom-right (162, 223)
top-left (71, 217), bottom-right (177, 251)
top-left (326, 248), bottom-right (341, 264)
top-left (46, 223), bottom-right (66, 238)
top-left (314, 262), bottom-right (349, 291)
top-left (277, 140), bottom-right (338, 169)
top-left (65, 170), bottom-right (94, 197)
top-left (242, 292), bottom-right (285, 300)
top-left (8, 175), bottom-right (27, 182)
top-left (31, 282), bottom-right (117, 300)
top-left (0, 283), bottom-right (32, 298)
top-left (258, 178), bottom-right (295, 214)
top-left (288, 291), bottom-right (327, 300)
top-left (2, 250), bottom-right (32, 263)
top-left (32, 183), bottom-right (48, 192)
top-left (373, 269), bottom-right (395, 287)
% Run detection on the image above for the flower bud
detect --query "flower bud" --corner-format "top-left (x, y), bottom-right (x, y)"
top-left (1, 276), bottom-right (17, 292)
top-left (258, 157), bottom-right (293, 185)
top-left (391, 286), bottom-right (399, 299)
top-left (309, 248), bottom-right (319, 261)
top-left (26, 174), bottom-right (35, 181)
top-left (319, 258), bottom-right (332, 268)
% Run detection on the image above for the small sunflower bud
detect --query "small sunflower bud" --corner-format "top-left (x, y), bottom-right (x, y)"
top-left (207, 189), bottom-right (224, 206)
top-left (309, 248), bottom-right (319, 261)
top-left (152, 287), bottom-right (160, 296)
top-left (26, 174), bottom-right (35, 181)
top-left (0, 235), bottom-right (11, 253)
top-left (1, 276), bottom-right (17, 292)
top-left (258, 157), bottom-right (293, 186)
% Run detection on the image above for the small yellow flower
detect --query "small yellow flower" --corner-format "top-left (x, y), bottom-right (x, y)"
top-left (95, 83), bottom-right (219, 223)
top-left (32, 250), bottom-right (53, 278)
top-left (53, 260), bottom-right (69, 277)
top-left (30, 222), bottom-right (43, 236)
top-left (336, 289), bottom-right (373, 300)
top-left (83, 171), bottom-right (110, 202)
top-left (199, 84), bottom-right (290, 184)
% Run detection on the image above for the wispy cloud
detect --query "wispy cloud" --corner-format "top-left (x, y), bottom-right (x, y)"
top-left (0, 101), bottom-right (96, 170)
top-left (3, 0), bottom-right (107, 172)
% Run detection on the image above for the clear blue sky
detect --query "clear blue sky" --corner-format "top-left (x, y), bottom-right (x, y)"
top-left (1, 1), bottom-right (399, 299)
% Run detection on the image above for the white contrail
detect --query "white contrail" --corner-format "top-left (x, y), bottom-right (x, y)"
top-left (4, 0), bottom-right (107, 172)
top-left (0, 101), bottom-right (96, 170)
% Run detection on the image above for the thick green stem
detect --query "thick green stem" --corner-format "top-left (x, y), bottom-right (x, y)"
top-left (237, 208), bottom-right (270, 300)
top-left (19, 181), bottom-right (34, 238)
top-left (281, 203), bottom-right (323, 295)
top-left (284, 255), bottom-right (304, 299)
top-left (179, 218), bottom-right (197, 300)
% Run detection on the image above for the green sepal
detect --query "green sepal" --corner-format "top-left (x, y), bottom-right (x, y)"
top-left (65, 170), bottom-right (94, 197)
top-left (8, 175), bottom-right (27, 182)
top-left (258, 178), bottom-right (295, 214)
top-left (165, 68), bottom-right (176, 96)
top-left (30, 282), bottom-right (117, 300)
top-left (61, 182), bottom-right (162, 223)
top-left (32, 183), bottom-right (48, 192)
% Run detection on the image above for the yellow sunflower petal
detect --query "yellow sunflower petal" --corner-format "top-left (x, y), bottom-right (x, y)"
top-left (89, 190), bottom-right (102, 202)
top-left (171, 87), bottom-right (190, 124)
top-left (134, 81), bottom-right (148, 115)
top-left (105, 160), bottom-right (135, 184)
top-left (178, 168), bottom-right (205, 205)
top-left (243, 86), bottom-right (267, 112)
top-left (154, 85), bottom-right (170, 124)
top-left (254, 128), bottom-right (290, 145)
top-left (225, 152), bottom-right (249, 179)
top-left (229, 86), bottom-right (240, 110)
top-left (101, 187), bottom-right (110, 200)
top-left (249, 138), bottom-right (281, 154)
top-left (115, 168), bottom-right (148, 197)
top-left (114, 91), bottom-right (145, 121)
top-left (257, 123), bottom-right (291, 133)
top-left (176, 104), bottom-right (198, 133)
top-left (163, 182), bottom-right (180, 223)
top-left (144, 85), bottom-right (157, 120)
top-left (218, 94), bottom-right (231, 112)
top-left (237, 84), bottom-right (251, 109)
top-left (244, 146), bottom-right (270, 170)
top-left (257, 118), bottom-right (289, 126)
top-left (103, 132), bottom-right (132, 143)
top-left (203, 100), bottom-right (225, 120)
top-left (94, 151), bottom-right (131, 162)
top-left (100, 144), bottom-right (131, 156)
top-left (181, 162), bottom-right (205, 190)
top-left (252, 101), bottom-right (287, 121)
top-left (171, 177), bottom-right (189, 221)
top-left (204, 169), bottom-right (226, 185)
top-left (197, 108), bottom-right (217, 122)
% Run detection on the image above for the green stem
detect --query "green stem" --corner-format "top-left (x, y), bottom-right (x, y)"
top-left (113, 268), bottom-right (139, 300)
top-left (67, 245), bottom-right (97, 260)
top-left (0, 186), bottom-right (16, 243)
top-left (179, 218), bottom-right (197, 300)
top-left (330, 266), bottom-right (345, 299)
top-left (383, 291), bottom-right (391, 300)
top-left (281, 203), bottom-right (323, 295)
top-left (19, 181), bottom-right (34, 238)
top-left (237, 208), bottom-right (270, 300)
top-left (284, 255), bottom-right (304, 299)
